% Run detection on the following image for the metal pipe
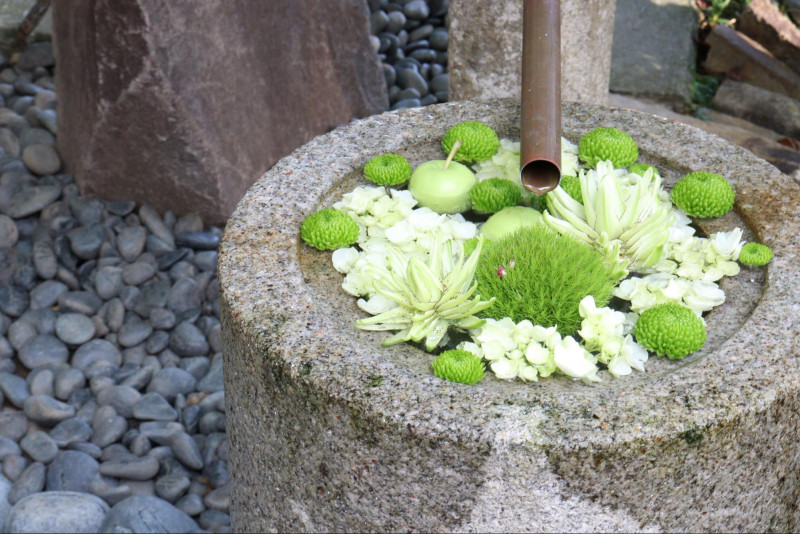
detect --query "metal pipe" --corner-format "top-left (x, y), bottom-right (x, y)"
top-left (520, 0), bottom-right (561, 195)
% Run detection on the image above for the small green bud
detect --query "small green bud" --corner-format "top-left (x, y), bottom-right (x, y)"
top-left (670, 171), bottom-right (735, 218)
top-left (634, 303), bottom-right (706, 360)
top-left (432, 349), bottom-right (485, 385)
top-left (739, 242), bottom-right (773, 267)
top-left (442, 121), bottom-right (500, 164)
top-left (300, 208), bottom-right (359, 250)
top-left (470, 178), bottom-right (522, 213)
top-left (578, 127), bottom-right (639, 168)
top-left (363, 153), bottom-right (412, 186)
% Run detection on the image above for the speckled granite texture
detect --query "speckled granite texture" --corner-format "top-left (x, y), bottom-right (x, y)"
top-left (219, 99), bottom-right (800, 532)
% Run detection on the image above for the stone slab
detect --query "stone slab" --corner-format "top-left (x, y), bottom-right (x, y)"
top-left (448, 0), bottom-right (616, 104)
top-left (609, 0), bottom-right (698, 104)
top-left (220, 98), bottom-right (800, 532)
top-left (737, 0), bottom-right (800, 75)
top-left (704, 24), bottom-right (800, 101)
top-left (713, 79), bottom-right (800, 140)
top-left (52, 0), bottom-right (387, 225)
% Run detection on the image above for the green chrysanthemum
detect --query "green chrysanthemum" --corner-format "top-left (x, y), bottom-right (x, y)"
top-left (470, 178), bottom-right (522, 213)
top-left (578, 127), bottom-right (639, 168)
top-left (670, 171), bottom-right (735, 218)
top-left (300, 208), bottom-right (359, 250)
top-left (634, 303), bottom-right (706, 360)
top-left (432, 349), bottom-right (485, 385)
top-left (363, 153), bottom-right (412, 186)
top-left (558, 175), bottom-right (582, 203)
top-left (442, 121), bottom-right (500, 164)
top-left (739, 242), bottom-right (773, 267)
top-left (629, 163), bottom-right (658, 177)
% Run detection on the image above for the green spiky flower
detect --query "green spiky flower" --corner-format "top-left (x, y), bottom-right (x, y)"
top-left (442, 121), bottom-right (500, 164)
top-left (470, 178), bottom-right (522, 213)
top-left (739, 242), bottom-right (773, 267)
top-left (670, 171), bottom-right (734, 218)
top-left (578, 127), bottom-right (639, 168)
top-left (463, 237), bottom-right (479, 258)
top-left (355, 232), bottom-right (494, 351)
top-left (559, 175), bottom-right (583, 203)
top-left (634, 303), bottom-right (706, 360)
top-left (432, 349), bottom-right (485, 385)
top-left (629, 163), bottom-right (658, 177)
top-left (363, 153), bottom-right (412, 186)
top-left (300, 208), bottom-right (359, 250)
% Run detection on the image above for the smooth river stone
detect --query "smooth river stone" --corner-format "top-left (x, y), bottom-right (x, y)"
top-left (99, 455), bottom-right (160, 481)
top-left (46, 450), bottom-right (100, 492)
top-left (168, 322), bottom-right (209, 357)
top-left (7, 462), bottom-right (45, 505)
top-left (4, 491), bottom-right (110, 534)
top-left (29, 280), bottom-right (68, 309)
top-left (174, 231), bottom-right (220, 250)
top-left (72, 339), bottom-right (122, 371)
top-left (117, 226), bottom-right (147, 262)
top-left (55, 312), bottom-right (96, 345)
top-left (100, 494), bottom-right (201, 533)
top-left (4, 185), bottom-right (61, 218)
top-left (19, 429), bottom-right (58, 463)
top-left (0, 214), bottom-right (18, 248)
top-left (0, 285), bottom-right (29, 317)
top-left (67, 223), bottom-right (106, 260)
top-left (18, 335), bottom-right (68, 369)
top-left (94, 266), bottom-right (123, 299)
top-left (139, 205), bottom-right (175, 247)
top-left (23, 395), bottom-right (75, 426)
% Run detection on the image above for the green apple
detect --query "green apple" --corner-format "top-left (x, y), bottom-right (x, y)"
top-left (408, 159), bottom-right (477, 214)
top-left (480, 206), bottom-right (543, 241)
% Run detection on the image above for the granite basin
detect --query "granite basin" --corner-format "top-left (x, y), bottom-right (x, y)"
top-left (219, 99), bottom-right (800, 532)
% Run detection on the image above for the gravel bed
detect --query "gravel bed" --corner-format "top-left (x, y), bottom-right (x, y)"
top-left (0, 43), bottom-right (229, 533)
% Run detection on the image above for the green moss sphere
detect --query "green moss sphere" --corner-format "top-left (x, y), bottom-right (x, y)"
top-left (442, 121), bottom-right (500, 164)
top-left (670, 171), bottom-right (735, 218)
top-left (475, 226), bottom-right (617, 336)
top-left (578, 127), bottom-right (639, 168)
top-left (432, 349), bottom-right (485, 385)
top-left (363, 153), bottom-right (412, 186)
top-left (559, 175), bottom-right (583, 203)
top-left (470, 178), bottom-right (523, 213)
top-left (300, 208), bottom-right (359, 250)
top-left (739, 242), bottom-right (773, 267)
top-left (634, 303), bottom-right (706, 360)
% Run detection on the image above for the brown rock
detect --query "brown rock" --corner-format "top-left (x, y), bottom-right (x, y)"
top-left (712, 80), bottom-right (800, 140)
top-left (704, 25), bottom-right (800, 101)
top-left (741, 136), bottom-right (800, 176)
top-left (737, 0), bottom-right (800, 75)
top-left (52, 0), bottom-right (387, 225)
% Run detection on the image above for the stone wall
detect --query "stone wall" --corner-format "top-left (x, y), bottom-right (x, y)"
top-left (448, 0), bottom-right (616, 104)
top-left (52, 0), bottom-right (387, 224)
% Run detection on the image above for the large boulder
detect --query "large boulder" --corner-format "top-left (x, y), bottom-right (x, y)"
top-left (52, 0), bottom-right (387, 225)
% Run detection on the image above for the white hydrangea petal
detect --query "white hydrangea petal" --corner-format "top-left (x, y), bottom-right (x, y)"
top-left (554, 337), bottom-right (599, 380)
top-left (331, 247), bottom-right (359, 274)
top-left (491, 357), bottom-right (521, 380)
top-left (357, 294), bottom-right (397, 315)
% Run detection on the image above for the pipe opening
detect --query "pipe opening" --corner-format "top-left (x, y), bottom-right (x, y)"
top-left (521, 159), bottom-right (561, 194)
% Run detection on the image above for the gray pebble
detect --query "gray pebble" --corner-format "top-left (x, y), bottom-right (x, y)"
top-left (198, 411), bottom-right (226, 435)
top-left (0, 410), bottom-right (27, 440)
top-left (404, 0), bottom-right (430, 19)
top-left (99, 454), bottom-right (159, 481)
top-left (118, 320), bottom-right (153, 348)
top-left (73, 339), bottom-right (122, 371)
top-left (204, 459), bottom-right (229, 488)
top-left (18, 334), bottom-right (68, 369)
top-left (119, 366), bottom-right (153, 391)
top-left (0, 435), bottom-right (22, 458)
top-left (0, 128), bottom-right (20, 156)
top-left (147, 367), bottom-right (197, 401)
top-left (146, 329), bottom-right (170, 354)
top-left (0, 284), bottom-right (29, 317)
top-left (139, 205), bottom-right (174, 247)
top-left (167, 432), bottom-right (204, 470)
top-left (49, 417), bottom-right (93, 447)
top-left (180, 357), bottom-right (210, 382)
top-left (23, 394), bottom-right (75, 426)
top-left (100, 494), bottom-right (200, 533)
top-left (89, 474), bottom-right (133, 506)
top-left (175, 492), bottom-right (204, 517)
top-left (133, 392), bottom-right (178, 421)
top-left (91, 410), bottom-right (127, 448)
top-left (197, 358), bottom-right (224, 393)
top-left (24, 307), bottom-right (56, 335)
top-left (387, 10), bottom-right (407, 33)
top-left (38, 109), bottom-right (57, 134)
top-left (7, 462), bottom-right (45, 505)
top-left (174, 231), bottom-right (220, 250)
top-left (203, 484), bottom-right (230, 512)
top-left (20, 429), bottom-right (58, 463)
top-left (155, 472), bottom-right (191, 503)
top-left (4, 491), bottom-right (110, 534)
top-left (69, 198), bottom-right (105, 227)
top-left (107, 200), bottom-right (136, 217)
top-left (140, 421), bottom-right (182, 446)
top-left (173, 213), bottom-right (203, 235)
top-left (119, 285), bottom-right (141, 310)
top-left (117, 225), bottom-right (147, 262)
top-left (67, 223), bottom-right (106, 260)
top-left (3, 454), bottom-right (27, 482)
top-left (46, 450), bottom-right (100, 492)
top-left (105, 298), bottom-right (125, 332)
top-left (429, 26), bottom-right (448, 50)
top-left (97, 385), bottom-right (142, 418)
top-left (397, 65), bottom-right (428, 95)
top-left (54, 367), bottom-right (86, 400)
top-left (122, 261), bottom-right (156, 286)
top-left (29, 279), bottom-right (67, 309)
top-left (168, 322), bottom-right (209, 357)
top-left (32, 239), bottom-right (57, 279)
top-left (0, 373), bottom-right (30, 408)
top-left (7, 320), bottom-right (36, 350)
top-left (28, 367), bottom-right (54, 396)
top-left (101, 443), bottom-right (135, 463)
top-left (169, 261), bottom-right (197, 281)
top-left (21, 143), bottom-right (61, 175)
top-left (58, 290), bottom-right (103, 315)
top-left (198, 509), bottom-right (231, 531)
top-left (129, 432), bottom-right (152, 456)
top-left (95, 266), bottom-right (123, 299)
top-left (55, 312), bottom-right (96, 345)
top-left (0, 214), bottom-right (18, 248)
top-left (132, 280), bottom-right (170, 317)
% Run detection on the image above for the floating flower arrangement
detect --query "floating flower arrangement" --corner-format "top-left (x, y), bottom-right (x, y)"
top-left (299, 121), bottom-right (772, 386)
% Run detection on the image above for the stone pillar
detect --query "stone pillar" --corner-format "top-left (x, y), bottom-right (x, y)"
top-left (52, 0), bottom-right (387, 225)
top-left (448, 0), bottom-right (616, 104)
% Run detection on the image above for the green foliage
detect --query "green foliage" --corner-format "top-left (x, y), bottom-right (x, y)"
top-left (629, 163), bottom-right (658, 177)
top-left (634, 303), bottom-right (707, 359)
top-left (703, 0), bottom-right (751, 26)
top-left (442, 121), bottom-right (500, 164)
top-left (558, 175), bottom-right (582, 203)
top-left (578, 127), bottom-right (639, 168)
top-left (300, 208), bottom-right (359, 250)
top-left (432, 349), bottom-right (485, 385)
top-left (670, 171), bottom-right (735, 218)
top-left (463, 237), bottom-right (479, 258)
top-left (363, 153), bottom-right (412, 186)
top-left (475, 226), bottom-right (618, 336)
top-left (470, 178), bottom-right (523, 213)
top-left (739, 242), bottom-right (773, 266)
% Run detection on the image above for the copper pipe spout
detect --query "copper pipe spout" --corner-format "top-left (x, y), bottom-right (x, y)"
top-left (520, 0), bottom-right (561, 195)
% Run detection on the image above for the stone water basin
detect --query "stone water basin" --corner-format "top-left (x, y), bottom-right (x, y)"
top-left (219, 99), bottom-right (800, 532)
